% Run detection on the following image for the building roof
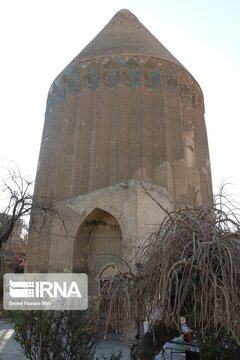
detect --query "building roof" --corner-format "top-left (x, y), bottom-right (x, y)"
top-left (67, 9), bottom-right (184, 68)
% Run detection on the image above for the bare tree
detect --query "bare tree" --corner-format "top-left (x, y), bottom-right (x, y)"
top-left (0, 167), bottom-right (33, 249)
top-left (99, 189), bottom-right (240, 350)
top-left (0, 166), bottom-right (33, 301)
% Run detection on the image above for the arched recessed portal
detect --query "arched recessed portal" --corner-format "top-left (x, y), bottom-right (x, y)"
top-left (73, 208), bottom-right (124, 297)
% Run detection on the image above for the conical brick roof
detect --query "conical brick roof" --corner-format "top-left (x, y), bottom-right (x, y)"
top-left (68, 9), bottom-right (184, 68)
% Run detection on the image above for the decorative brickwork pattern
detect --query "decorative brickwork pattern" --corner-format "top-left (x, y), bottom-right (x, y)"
top-left (36, 55), bottom-right (211, 205)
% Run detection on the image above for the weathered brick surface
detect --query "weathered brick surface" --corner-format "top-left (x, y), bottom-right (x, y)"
top-left (35, 55), bottom-right (211, 202)
top-left (35, 55), bottom-right (212, 205)
top-left (27, 9), bottom-right (213, 343)
top-left (28, 180), bottom-right (172, 272)
top-left (34, 10), bottom-right (212, 206)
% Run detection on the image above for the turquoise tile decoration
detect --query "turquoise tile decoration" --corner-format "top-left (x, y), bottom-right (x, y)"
top-left (46, 57), bottom-right (179, 112)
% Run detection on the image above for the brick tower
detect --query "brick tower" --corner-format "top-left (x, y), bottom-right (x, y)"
top-left (27, 9), bottom-right (212, 338)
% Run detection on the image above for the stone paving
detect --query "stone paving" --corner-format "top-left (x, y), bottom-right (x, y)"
top-left (0, 320), bottom-right (131, 360)
top-left (94, 340), bottom-right (130, 359)
top-left (0, 320), bottom-right (27, 360)
top-left (0, 320), bottom-right (185, 359)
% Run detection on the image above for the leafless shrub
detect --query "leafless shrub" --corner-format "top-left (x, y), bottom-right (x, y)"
top-left (0, 166), bottom-right (33, 248)
top-left (100, 189), bottom-right (240, 342)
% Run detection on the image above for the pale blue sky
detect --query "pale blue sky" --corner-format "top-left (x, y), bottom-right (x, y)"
top-left (0, 0), bottom-right (240, 201)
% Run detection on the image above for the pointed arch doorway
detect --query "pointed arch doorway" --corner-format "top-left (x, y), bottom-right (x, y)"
top-left (73, 208), bottom-right (124, 334)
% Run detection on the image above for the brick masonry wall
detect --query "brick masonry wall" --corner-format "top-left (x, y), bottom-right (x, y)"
top-left (27, 16), bottom-right (213, 342)
top-left (34, 56), bottom-right (212, 207)
top-left (27, 180), bottom-right (172, 272)
top-left (27, 180), bottom-right (172, 343)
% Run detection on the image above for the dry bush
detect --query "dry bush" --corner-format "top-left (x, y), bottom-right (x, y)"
top-left (100, 190), bottom-right (240, 342)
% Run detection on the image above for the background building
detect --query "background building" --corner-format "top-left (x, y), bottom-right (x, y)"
top-left (0, 215), bottom-right (26, 274)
